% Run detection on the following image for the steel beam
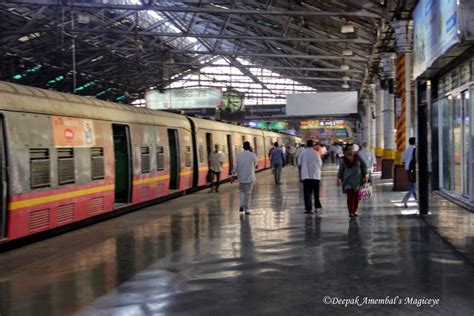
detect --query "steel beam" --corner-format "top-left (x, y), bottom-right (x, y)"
top-left (169, 50), bottom-right (367, 61)
top-left (6, 0), bottom-right (382, 18)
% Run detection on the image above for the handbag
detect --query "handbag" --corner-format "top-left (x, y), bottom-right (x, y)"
top-left (358, 183), bottom-right (372, 201)
top-left (206, 170), bottom-right (213, 183)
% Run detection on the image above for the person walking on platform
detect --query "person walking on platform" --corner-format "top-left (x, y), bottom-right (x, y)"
top-left (234, 141), bottom-right (259, 214)
top-left (299, 139), bottom-right (323, 214)
top-left (335, 144), bottom-right (344, 163)
top-left (208, 144), bottom-right (225, 192)
top-left (270, 142), bottom-right (284, 185)
top-left (337, 144), bottom-right (368, 218)
top-left (295, 142), bottom-right (305, 180)
top-left (402, 137), bottom-right (417, 208)
top-left (358, 140), bottom-right (376, 183)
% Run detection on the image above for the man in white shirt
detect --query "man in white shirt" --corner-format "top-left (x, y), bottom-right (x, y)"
top-left (295, 143), bottom-right (306, 181)
top-left (298, 139), bottom-right (323, 214)
top-left (358, 140), bottom-right (376, 182)
top-left (234, 141), bottom-right (259, 214)
top-left (208, 144), bottom-right (225, 192)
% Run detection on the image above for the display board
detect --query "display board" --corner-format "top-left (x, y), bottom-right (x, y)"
top-left (300, 119), bottom-right (345, 129)
top-left (413, 0), bottom-right (460, 79)
top-left (286, 92), bottom-right (357, 116)
top-left (248, 121), bottom-right (288, 130)
top-left (222, 89), bottom-right (244, 112)
top-left (146, 88), bottom-right (223, 110)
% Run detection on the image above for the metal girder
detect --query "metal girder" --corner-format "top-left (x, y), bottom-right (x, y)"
top-left (0, 27), bottom-right (373, 44)
top-left (167, 62), bottom-right (365, 73)
top-left (193, 73), bottom-right (362, 82)
top-left (168, 50), bottom-right (366, 61)
top-left (6, 0), bottom-right (382, 18)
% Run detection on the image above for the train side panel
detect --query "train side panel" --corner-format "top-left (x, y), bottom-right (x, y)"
top-left (6, 113), bottom-right (115, 240)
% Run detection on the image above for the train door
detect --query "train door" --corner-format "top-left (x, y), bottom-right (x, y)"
top-left (113, 124), bottom-right (131, 205)
top-left (205, 133), bottom-right (213, 157)
top-left (168, 129), bottom-right (180, 190)
top-left (0, 117), bottom-right (6, 239)
top-left (253, 136), bottom-right (258, 156)
top-left (226, 134), bottom-right (233, 175)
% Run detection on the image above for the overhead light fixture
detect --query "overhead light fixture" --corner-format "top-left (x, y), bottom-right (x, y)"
top-left (340, 64), bottom-right (350, 70)
top-left (342, 82), bottom-right (349, 89)
top-left (341, 21), bottom-right (355, 34)
top-left (18, 32), bottom-right (41, 42)
top-left (342, 75), bottom-right (350, 81)
top-left (342, 48), bottom-right (353, 56)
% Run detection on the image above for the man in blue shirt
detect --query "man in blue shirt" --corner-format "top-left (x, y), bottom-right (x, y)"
top-left (270, 142), bottom-right (284, 185)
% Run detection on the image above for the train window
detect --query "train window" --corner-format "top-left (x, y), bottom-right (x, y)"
top-left (58, 148), bottom-right (75, 185)
top-left (184, 146), bottom-right (192, 167)
top-left (198, 145), bottom-right (204, 163)
top-left (91, 147), bottom-right (105, 180)
top-left (156, 146), bottom-right (165, 171)
top-left (30, 148), bottom-right (50, 189)
top-left (141, 147), bottom-right (150, 174)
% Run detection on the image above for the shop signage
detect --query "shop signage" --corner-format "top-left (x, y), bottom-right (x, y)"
top-left (413, 0), bottom-right (460, 79)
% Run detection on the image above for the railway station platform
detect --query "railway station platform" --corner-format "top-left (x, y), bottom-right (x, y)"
top-left (0, 164), bottom-right (473, 315)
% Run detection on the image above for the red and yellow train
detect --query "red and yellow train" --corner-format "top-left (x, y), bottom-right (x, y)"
top-left (0, 82), bottom-right (299, 244)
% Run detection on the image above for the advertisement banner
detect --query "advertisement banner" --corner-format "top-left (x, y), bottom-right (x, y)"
top-left (413, 0), bottom-right (460, 79)
top-left (52, 116), bottom-right (95, 147)
top-left (300, 120), bottom-right (345, 130)
top-left (146, 88), bottom-right (223, 110)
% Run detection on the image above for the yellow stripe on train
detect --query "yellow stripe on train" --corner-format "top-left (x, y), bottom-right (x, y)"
top-left (133, 175), bottom-right (171, 185)
top-left (9, 184), bottom-right (115, 211)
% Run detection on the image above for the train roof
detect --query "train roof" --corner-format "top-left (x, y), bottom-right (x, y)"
top-left (0, 81), bottom-right (191, 129)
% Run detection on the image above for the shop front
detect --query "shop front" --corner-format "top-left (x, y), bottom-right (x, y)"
top-left (433, 57), bottom-right (473, 201)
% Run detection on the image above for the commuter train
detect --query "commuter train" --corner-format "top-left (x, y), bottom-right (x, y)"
top-left (0, 81), bottom-right (300, 244)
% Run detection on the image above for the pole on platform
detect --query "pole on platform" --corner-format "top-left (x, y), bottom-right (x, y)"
top-left (417, 80), bottom-right (430, 215)
top-left (375, 80), bottom-right (384, 171)
top-left (381, 53), bottom-right (396, 179)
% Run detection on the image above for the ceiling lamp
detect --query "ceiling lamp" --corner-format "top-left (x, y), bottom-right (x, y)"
top-left (342, 48), bottom-right (353, 56)
top-left (342, 82), bottom-right (349, 89)
top-left (342, 75), bottom-right (350, 81)
top-left (341, 21), bottom-right (355, 34)
top-left (340, 64), bottom-right (350, 70)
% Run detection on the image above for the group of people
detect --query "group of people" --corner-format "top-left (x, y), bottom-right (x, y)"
top-left (206, 137), bottom-right (417, 216)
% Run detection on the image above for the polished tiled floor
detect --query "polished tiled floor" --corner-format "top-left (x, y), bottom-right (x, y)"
top-left (0, 165), bottom-right (473, 315)
top-left (425, 192), bottom-right (474, 264)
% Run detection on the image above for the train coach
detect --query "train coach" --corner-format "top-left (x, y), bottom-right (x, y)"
top-left (0, 81), bottom-right (300, 244)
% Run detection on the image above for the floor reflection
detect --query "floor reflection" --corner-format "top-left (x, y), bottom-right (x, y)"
top-left (0, 165), bottom-right (472, 315)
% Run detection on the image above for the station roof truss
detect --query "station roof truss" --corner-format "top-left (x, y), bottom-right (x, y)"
top-left (0, 0), bottom-right (414, 104)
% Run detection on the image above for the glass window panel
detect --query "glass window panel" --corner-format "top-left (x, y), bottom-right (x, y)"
top-left (453, 95), bottom-right (462, 193)
top-left (440, 97), bottom-right (452, 190)
top-left (463, 90), bottom-right (471, 197)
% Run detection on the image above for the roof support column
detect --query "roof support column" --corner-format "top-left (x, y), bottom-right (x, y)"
top-left (369, 83), bottom-right (377, 154)
top-left (375, 80), bottom-right (384, 171)
top-left (392, 20), bottom-right (414, 191)
top-left (381, 53), bottom-right (396, 179)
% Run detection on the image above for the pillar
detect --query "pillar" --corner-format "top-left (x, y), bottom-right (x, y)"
top-left (392, 20), bottom-right (414, 191)
top-left (369, 83), bottom-right (377, 153)
top-left (381, 53), bottom-right (396, 179)
top-left (375, 80), bottom-right (384, 171)
top-left (364, 98), bottom-right (371, 143)
top-left (417, 80), bottom-right (430, 215)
